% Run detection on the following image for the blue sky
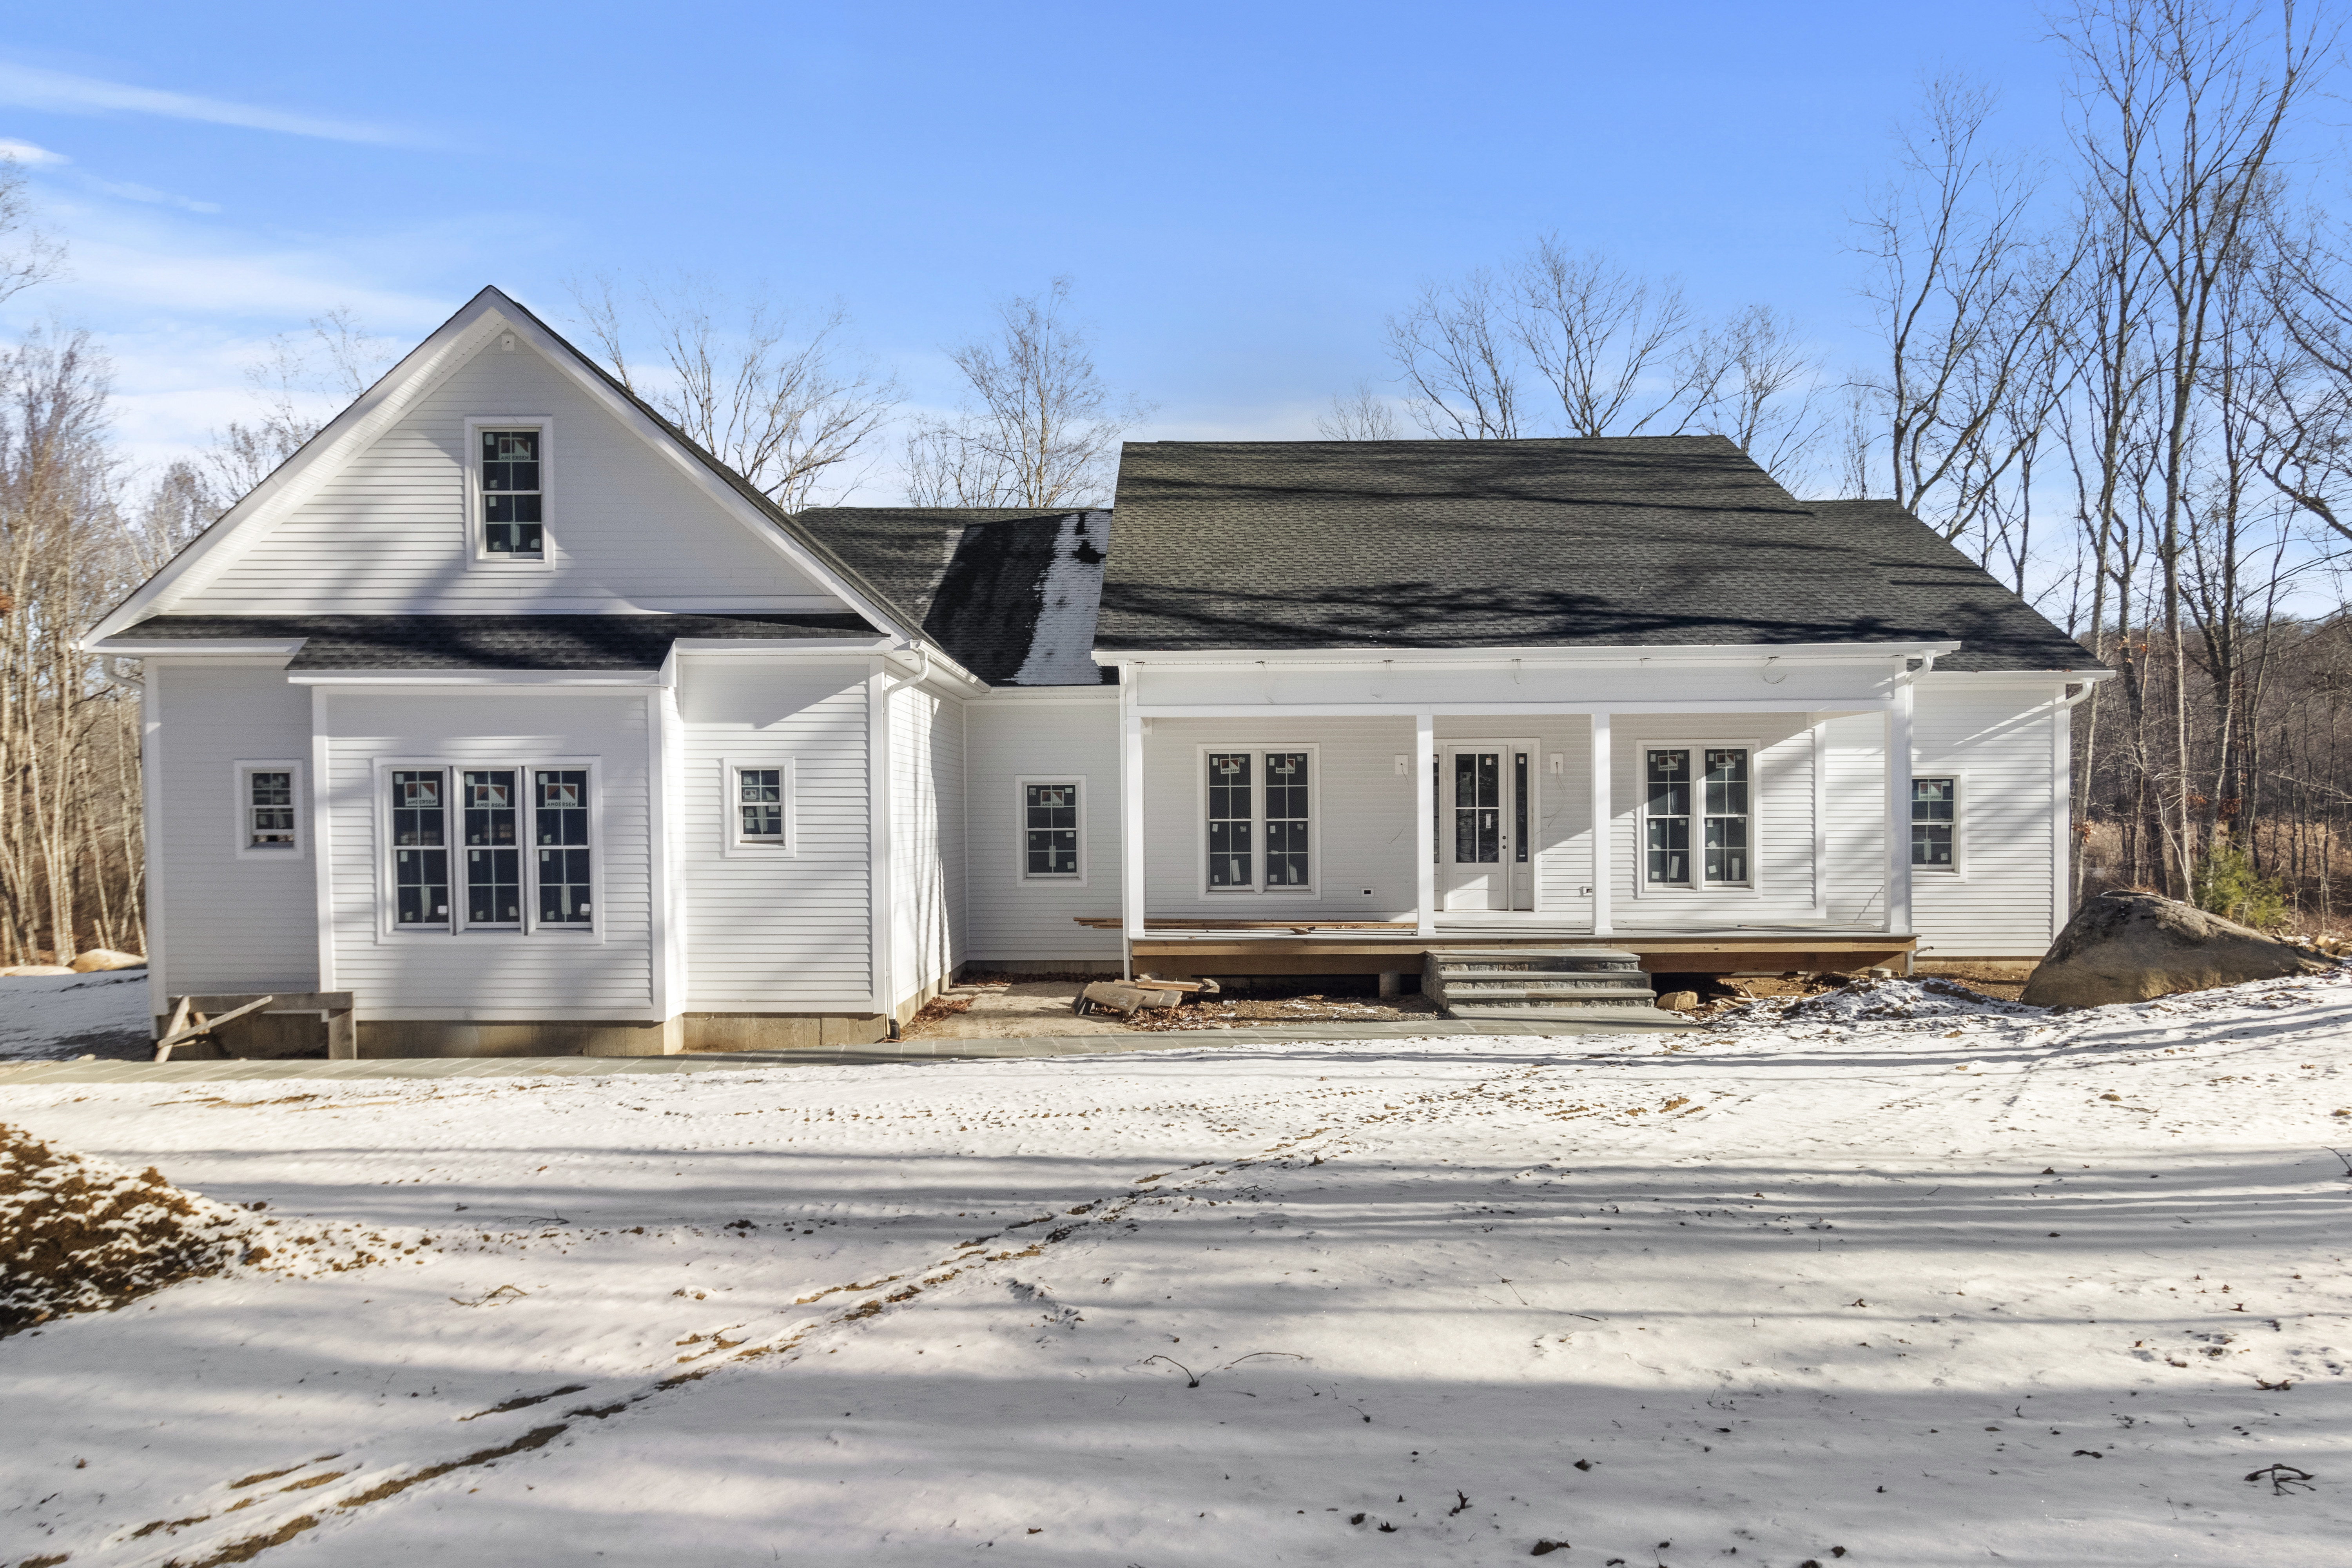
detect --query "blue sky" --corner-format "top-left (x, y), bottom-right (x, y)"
top-left (2, 1), bottom-right (2077, 495)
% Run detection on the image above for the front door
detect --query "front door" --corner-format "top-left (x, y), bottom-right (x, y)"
top-left (1443, 745), bottom-right (1512, 910)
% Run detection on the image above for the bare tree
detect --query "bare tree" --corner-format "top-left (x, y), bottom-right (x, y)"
top-left (905, 277), bottom-right (1145, 508)
top-left (0, 151), bottom-right (63, 307)
top-left (571, 274), bottom-right (899, 512)
top-left (1857, 75), bottom-right (2080, 540)
top-left (1682, 303), bottom-right (1836, 487)
top-left (203, 308), bottom-right (397, 509)
top-left (1315, 379), bottom-right (1401, 440)
top-left (1384, 270), bottom-right (1524, 439)
top-left (2056, 0), bottom-right (2327, 895)
top-left (1513, 237), bottom-right (1707, 436)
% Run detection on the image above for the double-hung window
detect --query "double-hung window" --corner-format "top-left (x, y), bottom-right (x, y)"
top-left (384, 762), bottom-right (595, 933)
top-left (1911, 777), bottom-right (1959, 870)
top-left (1643, 745), bottom-right (1751, 889)
top-left (535, 769), bottom-right (593, 925)
top-left (471, 421), bottom-right (548, 560)
top-left (234, 761), bottom-right (303, 857)
top-left (392, 769), bottom-right (450, 926)
top-left (1021, 780), bottom-right (1083, 879)
top-left (721, 760), bottom-right (795, 856)
top-left (1203, 747), bottom-right (1315, 893)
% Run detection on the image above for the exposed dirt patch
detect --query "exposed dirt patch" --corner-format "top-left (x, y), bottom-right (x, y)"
top-left (0, 1122), bottom-right (255, 1336)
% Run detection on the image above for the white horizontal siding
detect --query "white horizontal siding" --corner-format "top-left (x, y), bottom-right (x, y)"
top-left (1143, 716), bottom-right (1419, 920)
top-left (324, 692), bottom-right (654, 1018)
top-left (152, 662), bottom-right (319, 994)
top-left (184, 335), bottom-right (842, 615)
top-left (1822, 714), bottom-right (1888, 927)
top-left (1609, 712), bottom-right (1818, 928)
top-left (1911, 679), bottom-right (2066, 957)
top-left (678, 658), bottom-right (874, 1009)
top-left (963, 697), bottom-right (1123, 962)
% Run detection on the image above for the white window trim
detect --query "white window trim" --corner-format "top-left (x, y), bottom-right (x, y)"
top-left (721, 757), bottom-right (797, 857)
top-left (1911, 769), bottom-right (1968, 879)
top-left (372, 756), bottom-right (604, 942)
top-left (464, 415), bottom-right (556, 569)
top-left (232, 759), bottom-right (305, 860)
top-left (1634, 738), bottom-right (1762, 897)
top-left (1015, 774), bottom-right (1088, 886)
top-left (1194, 742), bottom-right (1320, 899)
top-left (452, 763), bottom-right (529, 932)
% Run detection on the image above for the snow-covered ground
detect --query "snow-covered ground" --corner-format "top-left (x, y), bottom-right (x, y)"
top-left (3, 973), bottom-right (2350, 1566)
top-left (0, 970), bottom-right (152, 1062)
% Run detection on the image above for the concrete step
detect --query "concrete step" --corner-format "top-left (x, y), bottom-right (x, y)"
top-left (1438, 977), bottom-right (1656, 996)
top-left (1440, 993), bottom-right (1661, 1011)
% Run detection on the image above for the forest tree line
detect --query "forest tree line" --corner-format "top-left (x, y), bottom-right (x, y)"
top-left (1, 0), bottom-right (2347, 963)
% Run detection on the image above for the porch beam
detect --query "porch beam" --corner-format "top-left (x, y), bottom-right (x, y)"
top-left (1590, 713), bottom-right (1612, 938)
top-left (1134, 700), bottom-right (1889, 719)
top-left (1414, 714), bottom-right (1435, 938)
top-left (1885, 676), bottom-right (1915, 938)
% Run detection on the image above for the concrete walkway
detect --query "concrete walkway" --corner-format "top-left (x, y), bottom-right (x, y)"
top-left (0, 1016), bottom-right (1681, 1086)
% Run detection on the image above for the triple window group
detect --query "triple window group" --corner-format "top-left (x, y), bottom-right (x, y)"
top-left (391, 768), bottom-right (591, 929)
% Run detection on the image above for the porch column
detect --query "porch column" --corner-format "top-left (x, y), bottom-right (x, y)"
top-left (1589, 712), bottom-right (1612, 938)
top-left (1121, 692), bottom-right (1146, 981)
top-left (1413, 714), bottom-right (1435, 937)
top-left (1885, 676), bottom-right (1914, 935)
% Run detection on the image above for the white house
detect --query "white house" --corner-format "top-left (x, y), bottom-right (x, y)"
top-left (86, 288), bottom-right (2108, 1057)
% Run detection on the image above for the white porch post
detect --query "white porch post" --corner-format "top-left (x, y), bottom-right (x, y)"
top-left (1885, 675), bottom-right (1914, 937)
top-left (1121, 672), bottom-right (1146, 981)
top-left (1413, 713), bottom-right (1436, 937)
top-left (1589, 712), bottom-right (1612, 938)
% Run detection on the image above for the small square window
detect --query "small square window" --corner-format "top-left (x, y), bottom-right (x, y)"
top-left (235, 761), bottom-right (303, 857)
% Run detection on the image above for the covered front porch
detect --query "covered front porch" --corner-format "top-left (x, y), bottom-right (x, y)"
top-left (1100, 642), bottom-right (1951, 981)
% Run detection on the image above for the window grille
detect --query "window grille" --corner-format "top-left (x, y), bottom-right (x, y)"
top-left (1206, 752), bottom-right (1253, 888)
top-left (463, 769), bottom-right (520, 925)
top-left (739, 768), bottom-right (785, 841)
top-left (535, 769), bottom-right (592, 924)
top-left (481, 430), bottom-right (543, 556)
top-left (248, 770), bottom-right (295, 848)
top-left (1024, 782), bottom-right (1080, 876)
top-left (1911, 778), bottom-right (1957, 868)
top-left (392, 769), bottom-right (448, 924)
top-left (1702, 749), bottom-right (1750, 884)
top-left (1645, 749), bottom-right (1690, 885)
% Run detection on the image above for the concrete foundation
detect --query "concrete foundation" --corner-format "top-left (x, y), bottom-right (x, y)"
top-left (684, 1013), bottom-right (890, 1052)
top-left (356, 1018), bottom-right (686, 1057)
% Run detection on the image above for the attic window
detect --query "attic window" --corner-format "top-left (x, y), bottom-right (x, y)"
top-left (480, 429), bottom-right (543, 557)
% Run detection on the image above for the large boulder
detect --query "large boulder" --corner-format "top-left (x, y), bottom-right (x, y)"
top-left (2022, 891), bottom-right (2327, 1008)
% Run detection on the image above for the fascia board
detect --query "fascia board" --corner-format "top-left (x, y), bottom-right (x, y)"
top-left (284, 670), bottom-right (664, 687)
top-left (87, 293), bottom-right (516, 642)
top-left (1093, 640), bottom-right (1964, 669)
top-left (967, 686), bottom-right (1120, 704)
top-left (86, 640), bottom-right (306, 659)
top-left (1921, 667), bottom-right (2116, 685)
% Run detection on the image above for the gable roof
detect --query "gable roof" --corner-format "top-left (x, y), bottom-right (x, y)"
top-left (796, 507), bottom-right (1112, 684)
top-left (85, 287), bottom-right (932, 656)
top-left (1093, 437), bottom-right (2102, 673)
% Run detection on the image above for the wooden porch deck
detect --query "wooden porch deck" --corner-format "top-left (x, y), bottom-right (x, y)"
top-left (1072, 918), bottom-right (1916, 977)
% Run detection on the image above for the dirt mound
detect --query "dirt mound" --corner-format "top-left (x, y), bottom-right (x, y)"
top-left (0, 1122), bottom-right (266, 1336)
top-left (1718, 975), bottom-right (2042, 1028)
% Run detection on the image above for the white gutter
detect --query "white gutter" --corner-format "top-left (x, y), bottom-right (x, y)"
top-left (1092, 639), bottom-right (1964, 671)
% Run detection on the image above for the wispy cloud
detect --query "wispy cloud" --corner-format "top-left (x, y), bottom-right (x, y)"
top-left (0, 60), bottom-right (404, 145)
top-left (0, 136), bottom-right (68, 165)
top-left (83, 176), bottom-right (220, 215)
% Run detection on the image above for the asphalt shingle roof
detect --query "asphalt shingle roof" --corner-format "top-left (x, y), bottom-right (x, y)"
top-left (796, 508), bottom-right (1113, 684)
top-left (120, 613), bottom-right (877, 671)
top-left (1094, 437), bottom-right (2103, 673)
